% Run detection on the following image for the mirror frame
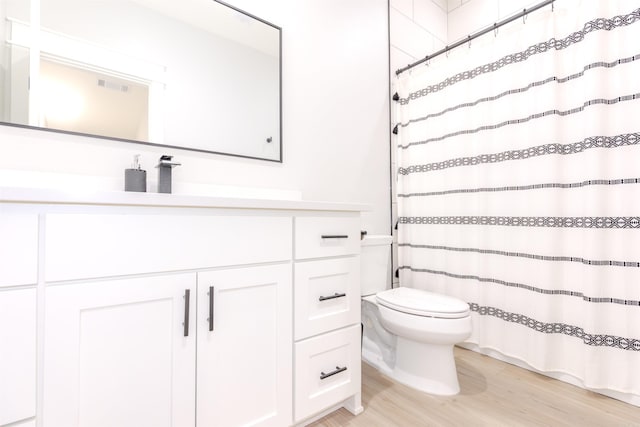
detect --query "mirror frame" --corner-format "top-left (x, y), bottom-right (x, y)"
top-left (0, 0), bottom-right (283, 163)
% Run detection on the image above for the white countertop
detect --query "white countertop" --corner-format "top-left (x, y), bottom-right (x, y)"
top-left (0, 186), bottom-right (368, 212)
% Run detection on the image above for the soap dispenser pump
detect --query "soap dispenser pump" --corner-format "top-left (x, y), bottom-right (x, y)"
top-left (124, 155), bottom-right (147, 192)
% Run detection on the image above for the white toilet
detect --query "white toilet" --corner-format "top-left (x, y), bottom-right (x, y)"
top-left (360, 235), bottom-right (472, 395)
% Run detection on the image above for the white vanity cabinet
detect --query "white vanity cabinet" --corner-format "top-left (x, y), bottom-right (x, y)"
top-left (196, 264), bottom-right (292, 427)
top-left (0, 189), bottom-right (365, 427)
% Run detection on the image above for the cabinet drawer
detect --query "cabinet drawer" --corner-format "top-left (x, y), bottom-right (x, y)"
top-left (45, 214), bottom-right (292, 281)
top-left (0, 213), bottom-right (38, 287)
top-left (294, 258), bottom-right (360, 340)
top-left (295, 216), bottom-right (360, 260)
top-left (294, 325), bottom-right (361, 422)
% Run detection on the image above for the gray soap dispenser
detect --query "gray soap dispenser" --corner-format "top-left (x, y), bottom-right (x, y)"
top-left (124, 155), bottom-right (147, 192)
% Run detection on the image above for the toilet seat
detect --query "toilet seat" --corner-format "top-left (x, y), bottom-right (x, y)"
top-left (376, 287), bottom-right (469, 319)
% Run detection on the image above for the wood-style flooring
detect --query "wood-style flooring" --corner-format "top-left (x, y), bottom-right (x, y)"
top-left (309, 347), bottom-right (640, 427)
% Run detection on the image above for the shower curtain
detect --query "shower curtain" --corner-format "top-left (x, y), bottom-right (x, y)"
top-left (394, 0), bottom-right (640, 399)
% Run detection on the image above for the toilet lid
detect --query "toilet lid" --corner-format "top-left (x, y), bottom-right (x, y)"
top-left (376, 287), bottom-right (470, 319)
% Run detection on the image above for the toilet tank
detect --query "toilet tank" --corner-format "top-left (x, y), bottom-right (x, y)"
top-left (360, 235), bottom-right (393, 296)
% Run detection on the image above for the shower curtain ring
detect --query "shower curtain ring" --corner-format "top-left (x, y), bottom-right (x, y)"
top-left (468, 35), bottom-right (471, 48)
top-left (493, 23), bottom-right (498, 37)
top-left (523, 9), bottom-right (527, 24)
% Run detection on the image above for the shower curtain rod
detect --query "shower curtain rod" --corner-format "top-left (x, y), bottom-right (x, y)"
top-left (395, 0), bottom-right (555, 76)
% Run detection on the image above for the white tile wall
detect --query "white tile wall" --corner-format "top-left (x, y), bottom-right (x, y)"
top-left (390, 45), bottom-right (417, 76)
top-left (433, 36), bottom-right (446, 51)
top-left (447, 0), bottom-right (462, 12)
top-left (431, 0), bottom-right (448, 12)
top-left (390, 7), bottom-right (437, 60)
top-left (391, 0), bottom-right (414, 19)
top-left (414, 0), bottom-right (448, 42)
top-left (447, 0), bottom-right (499, 42)
top-left (390, 0), bottom-right (448, 66)
top-left (499, 0), bottom-right (540, 20)
top-left (448, 0), bottom-right (543, 44)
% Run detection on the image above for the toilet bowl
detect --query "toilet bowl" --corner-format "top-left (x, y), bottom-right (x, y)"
top-left (361, 236), bottom-right (472, 395)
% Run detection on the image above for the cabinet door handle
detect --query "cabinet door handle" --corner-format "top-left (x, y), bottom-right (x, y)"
top-left (183, 289), bottom-right (191, 337)
top-left (320, 366), bottom-right (347, 380)
top-left (208, 286), bottom-right (215, 332)
top-left (318, 292), bottom-right (347, 301)
top-left (321, 234), bottom-right (349, 239)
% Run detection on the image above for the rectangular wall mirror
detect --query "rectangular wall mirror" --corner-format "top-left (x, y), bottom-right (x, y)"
top-left (0, 0), bottom-right (282, 162)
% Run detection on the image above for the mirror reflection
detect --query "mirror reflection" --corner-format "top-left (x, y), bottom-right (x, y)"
top-left (0, 0), bottom-right (282, 161)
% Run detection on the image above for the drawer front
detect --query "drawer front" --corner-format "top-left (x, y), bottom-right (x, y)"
top-left (294, 325), bottom-right (361, 422)
top-left (295, 216), bottom-right (360, 260)
top-left (45, 214), bottom-right (292, 282)
top-left (0, 213), bottom-right (38, 287)
top-left (294, 257), bottom-right (360, 340)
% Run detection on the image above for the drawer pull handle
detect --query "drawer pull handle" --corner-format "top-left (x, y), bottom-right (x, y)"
top-left (321, 235), bottom-right (349, 239)
top-left (183, 289), bottom-right (191, 337)
top-left (208, 286), bottom-right (215, 332)
top-left (320, 366), bottom-right (347, 380)
top-left (319, 292), bottom-right (347, 302)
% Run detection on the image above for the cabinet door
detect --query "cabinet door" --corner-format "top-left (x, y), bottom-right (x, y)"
top-left (0, 288), bottom-right (36, 426)
top-left (197, 264), bottom-right (292, 427)
top-left (43, 274), bottom-right (196, 427)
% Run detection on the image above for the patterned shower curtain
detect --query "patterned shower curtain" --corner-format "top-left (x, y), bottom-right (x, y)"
top-left (394, 0), bottom-right (640, 399)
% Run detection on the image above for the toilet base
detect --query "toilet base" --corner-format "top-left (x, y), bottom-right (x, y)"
top-left (391, 337), bottom-right (461, 395)
top-left (361, 296), bottom-right (469, 396)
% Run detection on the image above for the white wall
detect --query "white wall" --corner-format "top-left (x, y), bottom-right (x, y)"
top-left (0, 0), bottom-right (391, 234)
